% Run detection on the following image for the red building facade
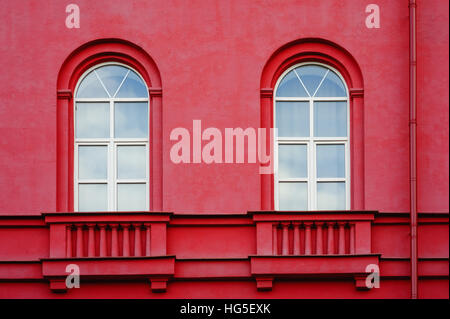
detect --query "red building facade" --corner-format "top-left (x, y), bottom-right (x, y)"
top-left (0, 0), bottom-right (448, 299)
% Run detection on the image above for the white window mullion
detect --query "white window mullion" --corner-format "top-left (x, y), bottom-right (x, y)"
top-left (74, 144), bottom-right (79, 211)
top-left (312, 141), bottom-right (317, 210)
top-left (109, 100), bottom-right (115, 211)
top-left (345, 141), bottom-right (350, 210)
top-left (309, 98), bottom-right (315, 211)
top-left (146, 142), bottom-right (150, 210)
top-left (274, 138), bottom-right (279, 210)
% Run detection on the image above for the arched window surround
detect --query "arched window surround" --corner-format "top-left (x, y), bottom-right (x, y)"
top-left (260, 38), bottom-right (364, 211)
top-left (57, 39), bottom-right (163, 212)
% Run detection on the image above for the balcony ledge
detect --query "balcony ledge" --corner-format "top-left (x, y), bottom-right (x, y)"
top-left (250, 254), bottom-right (380, 291)
top-left (41, 255), bottom-right (175, 293)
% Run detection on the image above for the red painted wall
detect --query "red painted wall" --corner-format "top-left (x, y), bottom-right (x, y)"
top-left (0, 0), bottom-right (448, 299)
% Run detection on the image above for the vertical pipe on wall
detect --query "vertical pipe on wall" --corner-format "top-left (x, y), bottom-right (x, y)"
top-left (409, 0), bottom-right (418, 300)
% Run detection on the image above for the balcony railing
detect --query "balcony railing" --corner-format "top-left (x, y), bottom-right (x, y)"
top-left (250, 211), bottom-right (379, 290)
top-left (41, 212), bottom-right (174, 293)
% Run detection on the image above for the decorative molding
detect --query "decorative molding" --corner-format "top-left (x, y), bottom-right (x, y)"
top-left (42, 257), bottom-right (175, 293)
top-left (260, 88), bottom-right (273, 98)
top-left (256, 277), bottom-right (273, 291)
top-left (49, 278), bottom-right (68, 293)
top-left (350, 88), bottom-right (364, 98)
top-left (57, 89), bottom-right (72, 100)
top-left (150, 277), bottom-right (169, 292)
top-left (149, 87), bottom-right (162, 97)
top-left (354, 275), bottom-right (370, 290)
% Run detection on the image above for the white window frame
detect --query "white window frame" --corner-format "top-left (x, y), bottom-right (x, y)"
top-left (274, 62), bottom-right (350, 211)
top-left (74, 62), bottom-right (150, 212)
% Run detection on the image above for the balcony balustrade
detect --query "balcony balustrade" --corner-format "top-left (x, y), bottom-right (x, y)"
top-left (34, 210), bottom-right (380, 293)
top-left (250, 211), bottom-right (380, 291)
top-left (41, 212), bottom-right (174, 293)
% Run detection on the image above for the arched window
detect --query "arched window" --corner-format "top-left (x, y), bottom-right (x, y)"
top-left (274, 63), bottom-right (349, 211)
top-left (74, 63), bottom-right (149, 211)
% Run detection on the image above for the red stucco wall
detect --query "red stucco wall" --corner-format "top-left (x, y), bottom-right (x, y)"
top-left (0, 0), bottom-right (448, 299)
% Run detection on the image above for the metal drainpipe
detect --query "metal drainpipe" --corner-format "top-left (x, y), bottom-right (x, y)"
top-left (409, 0), bottom-right (418, 299)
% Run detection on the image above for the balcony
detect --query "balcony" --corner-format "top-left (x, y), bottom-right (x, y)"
top-left (250, 211), bottom-right (380, 290)
top-left (41, 212), bottom-right (174, 293)
top-left (36, 210), bottom-right (380, 293)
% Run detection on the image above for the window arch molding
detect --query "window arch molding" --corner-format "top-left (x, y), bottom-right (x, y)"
top-left (57, 38), bottom-right (163, 212)
top-left (260, 38), bottom-right (364, 211)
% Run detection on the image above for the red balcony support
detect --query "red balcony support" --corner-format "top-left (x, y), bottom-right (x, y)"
top-left (272, 224), bottom-right (278, 255)
top-left (316, 222), bottom-right (323, 255)
top-left (144, 223), bottom-right (151, 257)
top-left (65, 225), bottom-right (72, 258)
top-left (134, 223), bottom-right (142, 257)
top-left (304, 222), bottom-right (312, 255)
top-left (338, 222), bottom-right (346, 254)
top-left (99, 224), bottom-right (107, 257)
top-left (76, 224), bottom-right (83, 257)
top-left (122, 224), bottom-right (130, 257)
top-left (87, 224), bottom-right (95, 257)
top-left (281, 223), bottom-right (289, 255)
top-left (111, 224), bottom-right (119, 257)
top-left (293, 223), bottom-right (300, 255)
top-left (349, 223), bottom-right (356, 254)
top-left (327, 222), bottom-right (335, 254)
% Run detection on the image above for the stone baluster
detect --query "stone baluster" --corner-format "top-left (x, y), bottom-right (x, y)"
top-left (134, 223), bottom-right (142, 257)
top-left (87, 223), bottom-right (96, 257)
top-left (281, 223), bottom-right (289, 255)
top-left (111, 224), bottom-right (119, 257)
top-left (66, 225), bottom-right (73, 258)
top-left (122, 224), bottom-right (130, 257)
top-left (144, 223), bottom-right (151, 256)
top-left (98, 224), bottom-right (107, 257)
top-left (349, 223), bottom-right (355, 254)
top-left (316, 222), bottom-right (323, 255)
top-left (76, 224), bottom-right (83, 257)
top-left (327, 222), bottom-right (335, 254)
top-left (293, 223), bottom-right (300, 255)
top-left (304, 222), bottom-right (312, 255)
top-left (338, 222), bottom-right (346, 254)
top-left (272, 223), bottom-right (278, 255)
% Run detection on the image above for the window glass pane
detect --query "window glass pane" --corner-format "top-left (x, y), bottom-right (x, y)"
top-left (117, 146), bottom-right (146, 179)
top-left (78, 184), bottom-right (108, 211)
top-left (314, 101), bottom-right (347, 137)
top-left (295, 65), bottom-right (327, 96)
top-left (317, 182), bottom-right (346, 210)
top-left (315, 70), bottom-right (347, 97)
top-left (316, 144), bottom-right (345, 178)
top-left (276, 70), bottom-right (308, 97)
top-left (279, 182), bottom-right (308, 210)
top-left (117, 184), bottom-right (146, 211)
top-left (116, 70), bottom-right (148, 98)
top-left (95, 65), bottom-right (128, 97)
top-left (115, 102), bottom-right (148, 138)
top-left (278, 145), bottom-right (307, 179)
top-left (76, 71), bottom-right (109, 98)
top-left (78, 146), bottom-right (107, 179)
top-left (76, 102), bottom-right (110, 138)
top-left (276, 102), bottom-right (309, 137)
